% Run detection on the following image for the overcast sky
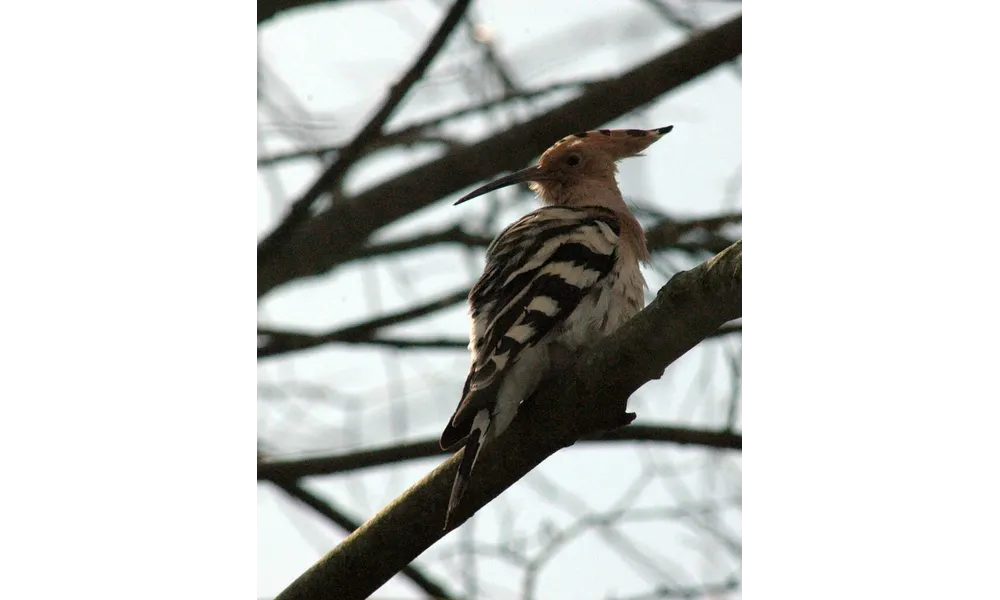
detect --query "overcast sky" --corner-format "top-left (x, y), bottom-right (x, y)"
top-left (258, 1), bottom-right (742, 597)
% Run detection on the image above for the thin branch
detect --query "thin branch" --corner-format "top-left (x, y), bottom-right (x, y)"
top-left (257, 79), bottom-right (601, 168)
top-left (612, 575), bottom-right (741, 600)
top-left (257, 289), bottom-right (470, 359)
top-left (344, 225), bottom-right (492, 262)
top-left (259, 0), bottom-right (324, 24)
top-left (340, 211), bottom-right (741, 266)
top-left (263, 440), bottom-right (443, 481)
top-left (283, 321), bottom-right (740, 352)
top-left (259, 312), bottom-right (737, 357)
top-left (344, 336), bottom-right (471, 350)
top-left (255, 208), bottom-right (739, 356)
top-left (640, 0), bottom-right (700, 32)
top-left (272, 239), bottom-right (741, 600)
top-left (256, 0), bottom-right (474, 270)
top-left (639, 0), bottom-right (742, 79)
top-left (387, 78), bottom-right (598, 140)
top-left (598, 423), bottom-right (741, 448)
top-left (464, 14), bottom-right (519, 94)
top-left (258, 15), bottom-right (742, 299)
top-left (523, 500), bottom-right (730, 599)
top-left (663, 239), bottom-right (731, 256)
top-left (270, 478), bottom-right (457, 600)
top-left (644, 211), bottom-right (742, 250)
top-left (257, 133), bottom-right (457, 168)
top-left (257, 424), bottom-right (741, 481)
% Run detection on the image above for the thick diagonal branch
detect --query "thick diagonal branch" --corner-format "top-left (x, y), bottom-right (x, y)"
top-left (269, 479), bottom-right (456, 600)
top-left (258, 15), bottom-right (741, 298)
top-left (274, 239), bottom-right (741, 600)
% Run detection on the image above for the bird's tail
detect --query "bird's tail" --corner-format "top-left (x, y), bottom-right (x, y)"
top-left (444, 408), bottom-right (491, 529)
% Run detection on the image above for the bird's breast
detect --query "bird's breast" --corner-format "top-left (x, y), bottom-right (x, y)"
top-left (552, 255), bottom-right (646, 349)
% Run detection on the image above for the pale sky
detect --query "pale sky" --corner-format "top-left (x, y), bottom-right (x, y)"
top-left (258, 1), bottom-right (742, 597)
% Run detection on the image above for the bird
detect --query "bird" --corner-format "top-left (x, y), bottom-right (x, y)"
top-left (439, 126), bottom-right (673, 528)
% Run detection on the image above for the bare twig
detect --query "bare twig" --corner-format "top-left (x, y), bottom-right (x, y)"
top-left (257, 133), bottom-right (457, 168)
top-left (257, 0), bottom-right (474, 270)
top-left (257, 424), bottom-right (741, 481)
top-left (639, 0), bottom-right (742, 78)
top-left (464, 13), bottom-right (519, 94)
top-left (257, 79), bottom-right (602, 168)
top-left (270, 478), bottom-right (457, 600)
top-left (260, 315), bottom-right (737, 357)
top-left (264, 321), bottom-right (739, 352)
top-left (344, 225), bottom-right (492, 262)
top-left (524, 501), bottom-right (733, 599)
top-left (612, 575), bottom-right (741, 600)
top-left (388, 79), bottom-right (598, 139)
top-left (258, 0), bottom-right (320, 24)
top-left (341, 336), bottom-right (472, 350)
top-left (598, 423), bottom-right (741, 448)
top-left (640, 0), bottom-right (700, 32)
top-left (339, 211), bottom-right (741, 266)
top-left (644, 211), bottom-right (742, 250)
top-left (257, 288), bottom-right (470, 359)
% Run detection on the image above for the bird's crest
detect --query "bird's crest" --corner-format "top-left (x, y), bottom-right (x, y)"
top-left (453, 126), bottom-right (673, 206)
top-left (541, 126), bottom-right (674, 164)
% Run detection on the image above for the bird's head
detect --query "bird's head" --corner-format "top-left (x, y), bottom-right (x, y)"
top-left (454, 126), bottom-right (673, 207)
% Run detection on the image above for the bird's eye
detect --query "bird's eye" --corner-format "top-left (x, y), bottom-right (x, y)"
top-left (566, 154), bottom-right (581, 167)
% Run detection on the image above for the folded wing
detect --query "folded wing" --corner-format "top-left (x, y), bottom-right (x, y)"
top-left (440, 205), bottom-right (622, 450)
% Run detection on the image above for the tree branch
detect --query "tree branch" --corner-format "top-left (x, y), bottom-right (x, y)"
top-left (258, 321), bottom-right (739, 354)
top-left (257, 424), bottom-right (741, 481)
top-left (256, 217), bottom-right (742, 355)
top-left (258, 0), bottom-right (384, 25)
top-left (258, 0), bottom-right (317, 25)
top-left (269, 478), bottom-right (456, 600)
top-left (273, 239), bottom-right (742, 600)
top-left (258, 15), bottom-right (742, 299)
top-left (367, 319), bottom-right (738, 348)
top-left (613, 575), bottom-right (741, 600)
top-left (257, 80), bottom-right (601, 168)
top-left (257, 0), bottom-right (473, 269)
top-left (257, 288), bottom-right (469, 359)
top-left (341, 225), bottom-right (492, 263)
top-left (256, 133), bottom-right (457, 168)
top-left (336, 211), bottom-right (741, 266)
top-left (385, 78), bottom-right (599, 138)
top-left (644, 211), bottom-right (742, 250)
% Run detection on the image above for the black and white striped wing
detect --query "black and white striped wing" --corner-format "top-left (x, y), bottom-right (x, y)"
top-left (440, 206), bottom-right (621, 449)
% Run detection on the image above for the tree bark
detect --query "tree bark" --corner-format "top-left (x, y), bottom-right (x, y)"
top-left (274, 239), bottom-right (742, 600)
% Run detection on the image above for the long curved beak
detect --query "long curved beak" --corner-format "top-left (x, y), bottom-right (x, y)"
top-left (454, 165), bottom-right (548, 205)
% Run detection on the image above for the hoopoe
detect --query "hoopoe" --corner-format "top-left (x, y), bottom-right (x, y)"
top-left (440, 126), bottom-right (673, 527)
